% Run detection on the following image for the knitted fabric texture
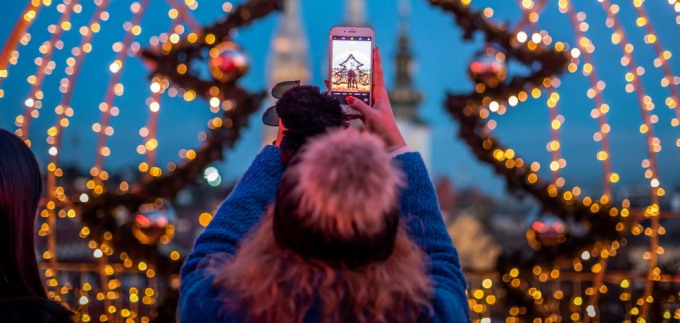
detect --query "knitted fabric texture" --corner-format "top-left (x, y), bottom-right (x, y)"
top-left (179, 146), bottom-right (470, 322)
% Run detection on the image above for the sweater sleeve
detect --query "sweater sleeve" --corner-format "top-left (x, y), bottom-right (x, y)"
top-left (179, 145), bottom-right (284, 322)
top-left (395, 152), bottom-right (470, 322)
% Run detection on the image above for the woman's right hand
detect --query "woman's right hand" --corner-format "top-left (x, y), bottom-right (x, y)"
top-left (345, 48), bottom-right (407, 152)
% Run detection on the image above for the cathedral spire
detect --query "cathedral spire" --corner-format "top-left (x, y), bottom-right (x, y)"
top-left (345, 0), bottom-right (367, 27)
top-left (389, 0), bottom-right (423, 123)
top-left (268, 0), bottom-right (310, 85)
top-left (264, 0), bottom-right (310, 145)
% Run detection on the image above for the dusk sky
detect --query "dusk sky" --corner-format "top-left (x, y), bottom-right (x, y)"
top-left (1, 0), bottom-right (680, 197)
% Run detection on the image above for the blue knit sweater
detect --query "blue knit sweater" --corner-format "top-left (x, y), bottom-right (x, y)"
top-left (179, 146), bottom-right (470, 322)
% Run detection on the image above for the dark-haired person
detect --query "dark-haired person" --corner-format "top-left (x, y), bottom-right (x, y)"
top-left (347, 67), bottom-right (356, 89)
top-left (0, 129), bottom-right (75, 322)
top-left (179, 48), bottom-right (469, 322)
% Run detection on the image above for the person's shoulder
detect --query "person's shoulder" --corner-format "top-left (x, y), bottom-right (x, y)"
top-left (179, 275), bottom-right (248, 323)
top-left (0, 297), bottom-right (75, 323)
top-left (429, 288), bottom-right (471, 323)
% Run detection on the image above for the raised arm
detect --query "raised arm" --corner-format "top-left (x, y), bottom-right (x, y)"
top-left (179, 145), bottom-right (284, 321)
top-left (395, 152), bottom-right (468, 301)
top-left (347, 48), bottom-right (469, 321)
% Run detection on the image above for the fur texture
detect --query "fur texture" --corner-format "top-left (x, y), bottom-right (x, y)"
top-left (284, 128), bottom-right (403, 238)
top-left (214, 208), bottom-right (433, 323)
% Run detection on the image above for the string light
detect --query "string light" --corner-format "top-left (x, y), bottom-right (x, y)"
top-left (41, 0), bottom-right (112, 308)
top-left (6, 0), bottom-right (284, 320)
top-left (137, 15), bottom-right (185, 176)
top-left (516, 0), bottom-right (566, 187)
top-left (17, 0), bottom-right (78, 142)
top-left (9, 0), bottom-right (679, 321)
top-left (599, 1), bottom-right (664, 318)
top-left (0, 0), bottom-right (45, 98)
top-left (93, 0), bottom-right (150, 188)
top-left (629, 1), bottom-right (680, 134)
top-left (562, 0), bottom-right (615, 198)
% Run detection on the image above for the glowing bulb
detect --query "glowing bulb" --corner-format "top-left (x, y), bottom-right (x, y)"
top-left (516, 31), bottom-right (528, 43)
top-left (150, 82), bottom-right (161, 93)
top-left (209, 97), bottom-right (220, 108)
top-left (149, 101), bottom-right (159, 112)
top-left (109, 60), bottom-right (122, 73)
top-left (489, 101), bottom-right (499, 112)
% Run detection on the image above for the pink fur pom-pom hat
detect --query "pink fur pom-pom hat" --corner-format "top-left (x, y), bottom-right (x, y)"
top-left (273, 128), bottom-right (405, 268)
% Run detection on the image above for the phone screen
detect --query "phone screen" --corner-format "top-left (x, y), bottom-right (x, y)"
top-left (330, 36), bottom-right (372, 106)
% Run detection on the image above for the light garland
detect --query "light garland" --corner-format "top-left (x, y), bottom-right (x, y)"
top-left (598, 1), bottom-right (663, 319)
top-left (0, 0), bottom-right (45, 97)
top-left (430, 0), bottom-right (680, 321)
top-left (515, 0), bottom-right (566, 186)
top-left (42, 0), bottom-right (112, 316)
top-left (628, 0), bottom-right (680, 136)
top-left (3, 0), bottom-right (280, 320)
top-left (4, 0), bottom-right (679, 321)
top-left (17, 0), bottom-right (78, 142)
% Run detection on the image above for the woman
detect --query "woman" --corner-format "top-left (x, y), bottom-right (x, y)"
top-left (179, 49), bottom-right (469, 322)
top-left (0, 129), bottom-right (74, 322)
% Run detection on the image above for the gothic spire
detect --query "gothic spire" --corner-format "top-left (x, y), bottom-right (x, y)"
top-left (389, 0), bottom-right (424, 123)
top-left (345, 0), bottom-right (367, 27)
top-left (268, 0), bottom-right (310, 85)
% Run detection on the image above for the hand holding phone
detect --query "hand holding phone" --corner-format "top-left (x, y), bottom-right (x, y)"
top-left (328, 26), bottom-right (375, 116)
top-left (345, 48), bottom-right (407, 152)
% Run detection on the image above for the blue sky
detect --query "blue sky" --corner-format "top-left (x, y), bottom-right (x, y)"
top-left (1, 0), bottom-right (680, 197)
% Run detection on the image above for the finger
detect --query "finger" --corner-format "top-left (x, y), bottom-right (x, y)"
top-left (372, 48), bottom-right (388, 101)
top-left (346, 96), bottom-right (373, 115)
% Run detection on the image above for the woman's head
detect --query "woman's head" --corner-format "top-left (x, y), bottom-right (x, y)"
top-left (273, 128), bottom-right (403, 268)
top-left (215, 129), bottom-right (432, 322)
top-left (0, 129), bottom-right (46, 299)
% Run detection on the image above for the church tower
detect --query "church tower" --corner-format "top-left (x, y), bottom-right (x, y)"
top-left (388, 0), bottom-right (431, 168)
top-left (263, 0), bottom-right (311, 145)
top-left (345, 0), bottom-right (367, 26)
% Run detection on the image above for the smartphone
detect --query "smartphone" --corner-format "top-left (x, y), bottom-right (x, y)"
top-left (328, 26), bottom-right (374, 115)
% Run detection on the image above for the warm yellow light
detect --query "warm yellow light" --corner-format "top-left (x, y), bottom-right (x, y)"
top-left (597, 151), bottom-right (608, 161)
top-left (177, 63), bottom-right (187, 75)
top-left (198, 212), bottom-right (213, 227)
top-left (170, 251), bottom-right (181, 260)
top-left (186, 149), bottom-right (197, 160)
top-left (205, 34), bottom-right (216, 45)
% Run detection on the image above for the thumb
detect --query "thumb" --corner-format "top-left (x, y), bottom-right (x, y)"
top-left (346, 96), bottom-right (372, 115)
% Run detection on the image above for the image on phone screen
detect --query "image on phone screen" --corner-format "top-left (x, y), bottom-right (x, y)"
top-left (330, 36), bottom-right (372, 106)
